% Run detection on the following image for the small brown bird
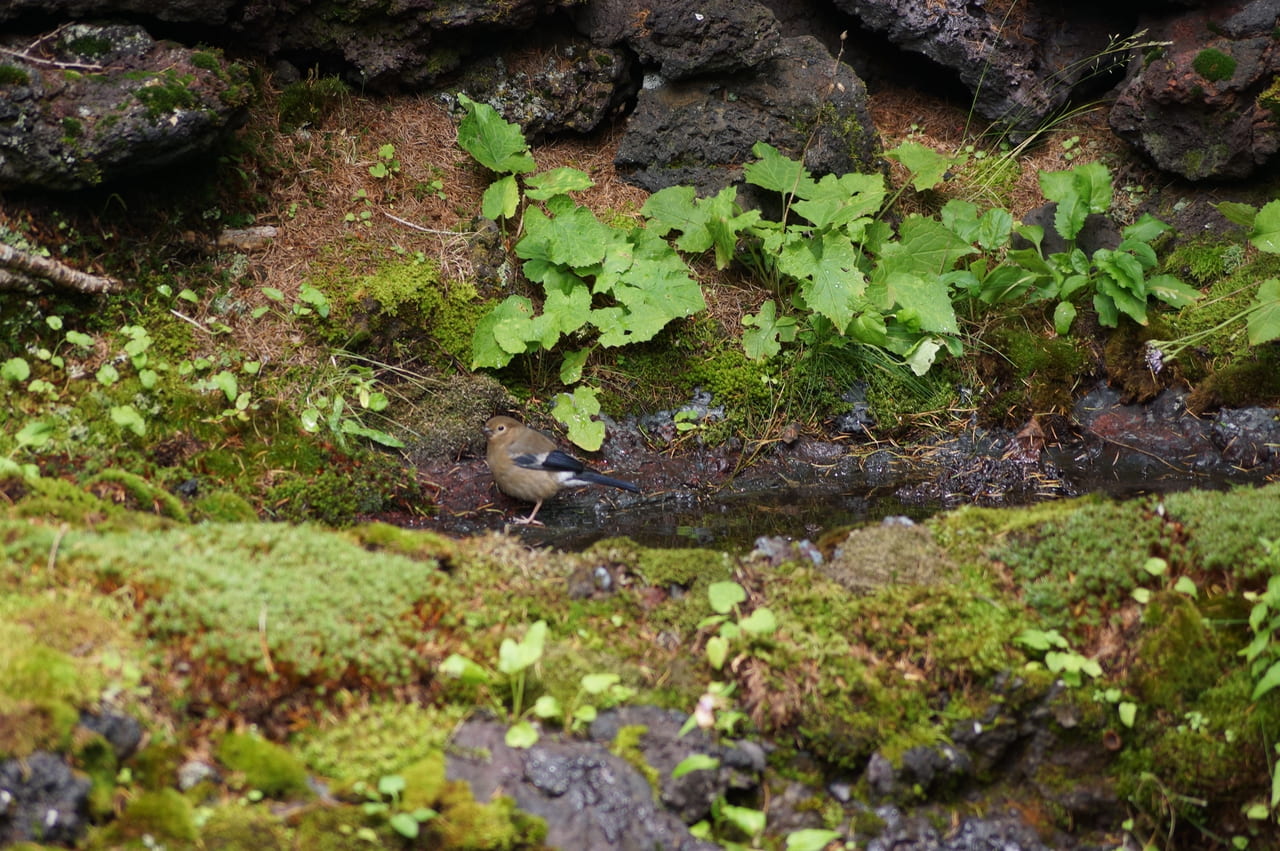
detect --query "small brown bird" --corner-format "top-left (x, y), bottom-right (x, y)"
top-left (483, 415), bottom-right (641, 525)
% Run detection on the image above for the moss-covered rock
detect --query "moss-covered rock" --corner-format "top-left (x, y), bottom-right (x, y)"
top-left (218, 730), bottom-right (312, 798)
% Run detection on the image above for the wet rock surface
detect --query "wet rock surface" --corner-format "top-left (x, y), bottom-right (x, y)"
top-left (0, 752), bottom-right (91, 846)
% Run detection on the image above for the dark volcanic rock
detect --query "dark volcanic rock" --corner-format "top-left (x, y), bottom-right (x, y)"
top-left (0, 752), bottom-right (91, 846)
top-left (615, 34), bottom-right (877, 197)
top-left (831, 0), bottom-right (1129, 131)
top-left (0, 24), bottom-right (252, 191)
top-left (447, 715), bottom-right (724, 851)
top-left (576, 0), bottom-right (782, 80)
top-left (1109, 0), bottom-right (1280, 180)
top-left (448, 28), bottom-right (635, 143)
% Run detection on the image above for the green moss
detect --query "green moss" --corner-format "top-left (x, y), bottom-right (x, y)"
top-left (987, 495), bottom-right (1176, 635)
top-left (631, 541), bottom-right (734, 591)
top-left (277, 74), bottom-right (349, 132)
top-left (218, 731), bottom-right (313, 798)
top-left (818, 524), bottom-right (954, 593)
top-left (754, 555), bottom-right (1030, 771)
top-left (85, 468), bottom-right (189, 522)
top-left (264, 450), bottom-right (427, 526)
top-left (347, 258), bottom-right (490, 369)
top-left (198, 805), bottom-right (291, 850)
top-left (347, 522), bottom-right (459, 565)
top-left (1163, 482), bottom-right (1280, 578)
top-left (66, 36), bottom-right (113, 57)
top-left (12, 476), bottom-right (134, 527)
top-left (190, 489), bottom-right (259, 522)
top-left (428, 782), bottom-right (548, 849)
top-left (1115, 668), bottom-right (1280, 834)
top-left (1130, 593), bottom-right (1228, 710)
top-left (610, 725), bottom-right (661, 796)
top-left (299, 702), bottom-right (465, 784)
top-left (0, 633), bottom-right (90, 758)
top-left (67, 522), bottom-right (449, 692)
top-left (680, 345), bottom-right (781, 441)
top-left (191, 50), bottom-right (221, 72)
top-left (61, 116), bottom-right (84, 139)
top-left (1192, 48), bottom-right (1236, 82)
top-left (398, 752), bottom-right (449, 809)
top-left (1164, 251), bottom-right (1280, 384)
top-left (134, 71), bottom-right (199, 119)
top-left (1260, 75), bottom-right (1280, 119)
top-left (0, 64), bottom-right (29, 85)
top-left (1162, 238), bottom-right (1245, 286)
top-left (107, 788), bottom-right (198, 845)
top-left (75, 730), bottom-right (122, 818)
top-left (1186, 351), bottom-right (1280, 411)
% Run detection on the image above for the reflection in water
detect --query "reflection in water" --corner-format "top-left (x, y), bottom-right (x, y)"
top-left (512, 484), bottom-right (939, 552)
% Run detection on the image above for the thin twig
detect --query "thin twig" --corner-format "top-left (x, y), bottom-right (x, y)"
top-left (169, 309), bottom-right (214, 333)
top-left (382, 210), bottom-right (475, 236)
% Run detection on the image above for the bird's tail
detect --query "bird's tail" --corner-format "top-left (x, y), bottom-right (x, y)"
top-left (575, 470), bottom-right (642, 493)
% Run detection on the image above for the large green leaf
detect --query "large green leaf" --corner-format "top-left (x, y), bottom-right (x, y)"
top-left (742, 299), bottom-right (797, 360)
top-left (470, 295), bottom-right (553, 368)
top-left (1215, 200), bottom-right (1257, 228)
top-left (780, 232), bottom-right (865, 332)
top-left (789, 172), bottom-right (885, 230)
top-left (883, 271), bottom-right (959, 335)
top-left (1039, 162), bottom-right (1112, 241)
top-left (1248, 278), bottom-right (1280, 345)
top-left (1121, 212), bottom-right (1170, 244)
top-left (940, 199), bottom-right (1012, 251)
top-left (642, 186), bottom-right (757, 269)
top-left (455, 94), bottom-right (536, 174)
top-left (884, 140), bottom-right (954, 191)
top-left (1095, 274), bottom-right (1148, 325)
top-left (880, 216), bottom-right (975, 276)
top-left (642, 185), bottom-right (701, 239)
top-left (516, 196), bottom-right (614, 271)
top-left (595, 230), bottom-right (704, 346)
top-left (542, 269), bottom-right (593, 335)
top-left (743, 142), bottom-right (817, 197)
top-left (524, 167), bottom-right (594, 200)
top-left (552, 387), bottom-right (605, 450)
top-left (1146, 274), bottom-right (1201, 309)
top-left (480, 175), bottom-right (520, 220)
top-left (1251, 200), bottom-right (1280, 254)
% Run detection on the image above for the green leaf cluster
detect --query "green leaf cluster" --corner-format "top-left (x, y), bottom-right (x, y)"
top-left (652, 142), bottom-right (964, 375)
top-left (461, 95), bottom-right (705, 383)
top-left (954, 161), bottom-right (1198, 332)
top-left (458, 100), bottom-right (1215, 426)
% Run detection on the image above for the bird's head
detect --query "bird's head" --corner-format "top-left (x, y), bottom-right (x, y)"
top-left (483, 415), bottom-right (521, 441)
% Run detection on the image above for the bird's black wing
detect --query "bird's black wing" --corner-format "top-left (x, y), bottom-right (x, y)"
top-left (512, 449), bottom-right (586, 474)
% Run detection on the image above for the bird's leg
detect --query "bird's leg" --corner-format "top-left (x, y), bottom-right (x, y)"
top-left (512, 500), bottom-right (545, 526)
